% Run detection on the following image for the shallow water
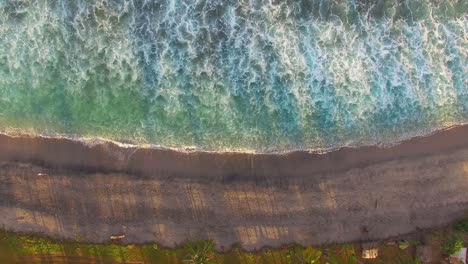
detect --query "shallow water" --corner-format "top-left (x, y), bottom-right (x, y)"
top-left (0, 0), bottom-right (466, 152)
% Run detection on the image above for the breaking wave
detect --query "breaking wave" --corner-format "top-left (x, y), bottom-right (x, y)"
top-left (0, 0), bottom-right (466, 152)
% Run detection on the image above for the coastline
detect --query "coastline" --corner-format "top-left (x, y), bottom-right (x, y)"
top-left (0, 124), bottom-right (467, 250)
top-left (1, 124), bottom-right (468, 177)
top-left (1, 121), bottom-right (467, 155)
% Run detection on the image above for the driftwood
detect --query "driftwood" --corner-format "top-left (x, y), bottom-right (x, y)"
top-left (110, 234), bottom-right (125, 242)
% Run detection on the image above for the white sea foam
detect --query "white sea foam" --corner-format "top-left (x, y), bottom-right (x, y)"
top-left (0, 0), bottom-right (466, 152)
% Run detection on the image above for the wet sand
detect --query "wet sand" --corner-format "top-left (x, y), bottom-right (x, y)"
top-left (0, 126), bottom-right (467, 250)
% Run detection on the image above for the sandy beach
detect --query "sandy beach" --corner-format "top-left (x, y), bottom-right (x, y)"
top-left (0, 126), bottom-right (467, 250)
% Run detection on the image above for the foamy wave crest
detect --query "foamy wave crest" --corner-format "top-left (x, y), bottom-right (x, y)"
top-left (0, 0), bottom-right (466, 152)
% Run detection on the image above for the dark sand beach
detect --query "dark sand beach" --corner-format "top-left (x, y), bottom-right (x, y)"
top-left (0, 126), bottom-right (467, 250)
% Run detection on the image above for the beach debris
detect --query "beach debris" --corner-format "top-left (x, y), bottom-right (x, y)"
top-left (36, 173), bottom-right (47, 176)
top-left (361, 242), bottom-right (379, 259)
top-left (110, 233), bottom-right (125, 243)
top-left (447, 257), bottom-right (464, 264)
top-left (451, 248), bottom-right (467, 264)
top-left (416, 245), bottom-right (434, 264)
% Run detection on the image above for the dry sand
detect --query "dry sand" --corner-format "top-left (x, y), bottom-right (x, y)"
top-left (0, 126), bottom-right (467, 250)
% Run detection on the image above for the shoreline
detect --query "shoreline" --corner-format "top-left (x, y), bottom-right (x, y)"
top-left (0, 124), bottom-right (467, 250)
top-left (1, 124), bottom-right (468, 177)
top-left (1, 121), bottom-right (467, 155)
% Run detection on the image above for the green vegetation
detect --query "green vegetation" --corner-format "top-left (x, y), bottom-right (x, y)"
top-left (288, 244), bottom-right (322, 263)
top-left (441, 235), bottom-right (464, 256)
top-left (0, 231), bottom-right (381, 264)
top-left (394, 256), bottom-right (422, 264)
top-left (184, 240), bottom-right (215, 264)
top-left (455, 219), bottom-right (468, 233)
top-left (398, 240), bottom-right (410, 250)
top-left (1, 222), bottom-right (467, 264)
top-left (325, 244), bottom-right (356, 264)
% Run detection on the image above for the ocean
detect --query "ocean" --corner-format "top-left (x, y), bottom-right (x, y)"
top-left (0, 0), bottom-right (466, 152)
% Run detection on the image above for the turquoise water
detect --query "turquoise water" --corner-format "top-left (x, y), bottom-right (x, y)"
top-left (0, 0), bottom-right (466, 152)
